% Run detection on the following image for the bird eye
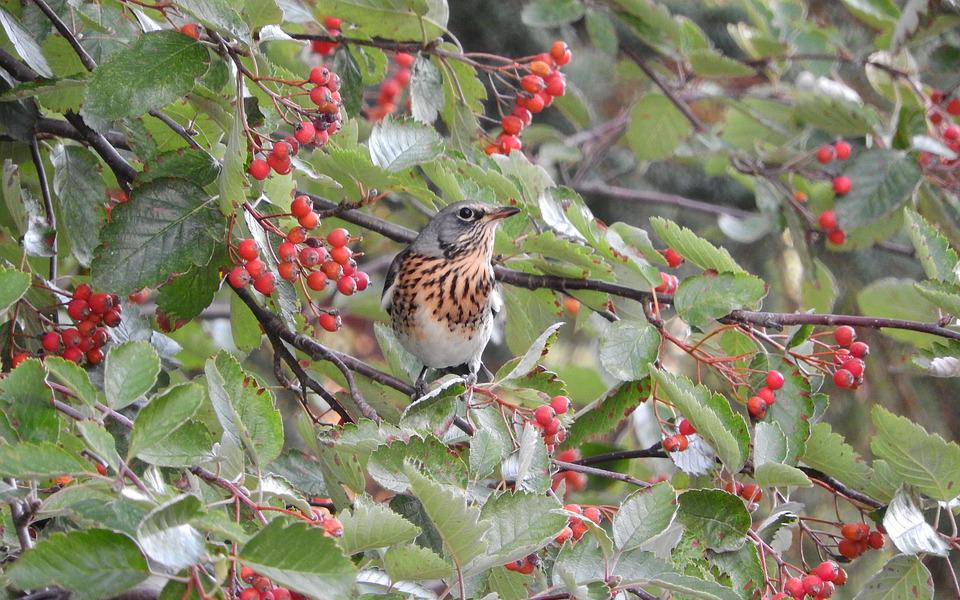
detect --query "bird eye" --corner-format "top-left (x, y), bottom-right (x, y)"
top-left (457, 207), bottom-right (475, 220)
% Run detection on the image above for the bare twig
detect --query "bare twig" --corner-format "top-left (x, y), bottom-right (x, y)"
top-left (553, 459), bottom-right (649, 488)
top-left (30, 137), bottom-right (57, 284)
top-left (619, 44), bottom-right (706, 132)
top-left (30, 0), bottom-right (97, 71)
top-left (576, 181), bottom-right (754, 219)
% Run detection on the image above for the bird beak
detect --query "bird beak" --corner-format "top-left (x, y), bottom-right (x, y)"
top-left (487, 206), bottom-right (521, 221)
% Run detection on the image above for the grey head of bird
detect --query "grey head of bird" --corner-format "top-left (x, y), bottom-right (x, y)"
top-left (408, 200), bottom-right (520, 259)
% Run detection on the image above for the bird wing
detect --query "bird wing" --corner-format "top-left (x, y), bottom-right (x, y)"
top-left (380, 248), bottom-right (409, 314)
top-left (490, 282), bottom-right (503, 317)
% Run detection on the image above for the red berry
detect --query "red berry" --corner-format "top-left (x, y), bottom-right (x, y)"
top-left (306, 271), bottom-right (327, 291)
top-left (678, 418), bottom-right (696, 436)
top-left (297, 248), bottom-right (320, 267)
top-left (289, 197), bottom-right (312, 221)
top-left (273, 588), bottom-right (292, 600)
top-left (497, 133), bottom-right (522, 154)
top-left (834, 325), bottom-right (856, 346)
top-left (103, 308), bottom-right (121, 328)
top-left (298, 212), bottom-right (319, 230)
top-left (41, 331), bottom-right (61, 353)
top-left (661, 248), bottom-right (683, 268)
top-left (802, 575), bottom-right (824, 597)
top-left (550, 41), bottom-right (569, 62)
top-left (321, 261), bottom-right (343, 279)
top-left (945, 125), bottom-right (960, 141)
top-left (765, 370), bottom-right (785, 390)
top-left (520, 74), bottom-right (545, 94)
top-left (793, 190), bottom-right (808, 203)
top-left (827, 229), bottom-right (846, 246)
top-left (818, 210), bottom-right (838, 231)
top-left (850, 341), bottom-right (869, 358)
top-left (245, 259), bottom-right (265, 278)
top-left (554, 526), bottom-right (573, 544)
top-left (663, 434), bottom-right (688, 452)
top-left (931, 89), bottom-right (944, 104)
top-left (73, 284), bottom-right (92, 301)
top-left (948, 98), bottom-right (960, 116)
top-left (522, 93), bottom-right (544, 113)
top-left (930, 110), bottom-right (944, 125)
top-left (758, 387), bottom-right (776, 405)
top-left (533, 405), bottom-right (556, 427)
top-left (61, 328), bottom-right (81, 348)
top-left (380, 78), bottom-right (401, 102)
top-left (179, 23), bottom-right (200, 39)
top-left (841, 522), bottom-right (867, 541)
top-left (238, 239), bottom-right (259, 261)
top-left (834, 568), bottom-right (847, 586)
top-left (570, 520), bottom-right (589, 540)
top-left (841, 357), bottom-right (864, 378)
top-left (253, 273), bottom-right (275, 296)
top-left (330, 246), bottom-right (353, 265)
top-left (815, 561), bottom-right (840, 583)
top-left (249, 159), bottom-right (270, 180)
top-left (354, 271), bottom-right (369, 292)
top-left (654, 271), bottom-right (671, 293)
top-left (394, 68), bottom-right (411, 87)
top-left (295, 121), bottom-right (316, 144)
top-left (278, 241), bottom-right (297, 262)
top-left (86, 348), bottom-right (104, 365)
top-left (816, 145), bottom-right (835, 163)
top-left (287, 227), bottom-right (307, 244)
top-left (337, 275), bottom-right (357, 296)
top-left (867, 530), bottom-right (884, 549)
top-left (529, 60), bottom-right (552, 78)
top-left (309, 67), bottom-right (330, 86)
top-left (62, 346), bottom-right (84, 363)
top-left (319, 311), bottom-right (340, 332)
top-left (544, 72), bottom-right (566, 96)
top-left (87, 293), bottom-right (111, 314)
top-left (324, 16), bottom-right (342, 29)
top-left (512, 105), bottom-right (533, 125)
top-left (550, 395), bottom-right (570, 414)
top-left (253, 577), bottom-right (272, 593)
top-left (394, 52), bottom-right (415, 67)
top-left (833, 140), bottom-right (852, 160)
top-left (66, 298), bottom-right (90, 321)
top-left (92, 328), bottom-right (108, 347)
top-left (277, 261), bottom-right (299, 282)
top-left (582, 506), bottom-right (601, 524)
top-left (838, 538), bottom-right (859, 559)
top-left (832, 175), bottom-right (852, 196)
top-left (501, 115), bottom-right (524, 136)
top-left (740, 483), bottom-right (761, 502)
top-left (327, 228), bottom-right (350, 247)
top-left (747, 395), bottom-right (766, 419)
top-left (819, 581), bottom-right (836, 598)
top-left (784, 577), bottom-right (805, 599)
top-left (833, 369), bottom-right (854, 388)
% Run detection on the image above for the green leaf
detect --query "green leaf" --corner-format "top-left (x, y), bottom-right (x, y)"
top-left (135, 420), bottom-right (213, 467)
top-left (564, 381), bottom-right (647, 449)
top-left (914, 280), bottom-right (960, 316)
top-left (77, 421), bottom-right (120, 472)
top-left (521, 0), bottom-right (585, 27)
top-left (368, 117), bottom-right (443, 172)
top-left (410, 54), bottom-right (443, 124)
top-left (649, 217), bottom-right (745, 274)
top-left (801, 422), bottom-right (872, 492)
top-left (677, 489), bottom-right (750, 552)
top-left (842, 0), bottom-right (899, 29)
top-left (502, 286), bottom-right (563, 355)
top-left (139, 149), bottom-right (220, 187)
top-left (0, 266), bottom-right (30, 312)
top-left (333, 48), bottom-right (363, 116)
top-left (613, 549), bottom-right (741, 600)
top-left (83, 31), bottom-right (210, 121)
top-left (706, 544), bottom-right (764, 600)
top-left (177, 0), bottom-right (251, 45)
top-left (471, 492), bottom-right (566, 572)
top-left (835, 151), bottom-right (922, 231)
top-left (155, 262), bottom-right (221, 321)
top-left (50, 145), bottom-right (106, 267)
top-left (650, 370), bottom-right (748, 473)
top-left (338, 498), bottom-right (421, 554)
top-left (312, 0), bottom-right (447, 41)
top-left (0, 358), bottom-right (59, 443)
top-left (853, 555), bottom-right (933, 600)
top-left (497, 322), bottom-right (564, 383)
top-left (44, 356), bottom-right (100, 407)
top-left (0, 442), bottom-right (89, 478)
top-left (857, 278), bottom-right (940, 346)
top-left (92, 178), bottom-right (222, 295)
top-left (613, 481), bottom-right (678, 551)
top-left (599, 319), bottom-right (660, 381)
top-left (136, 495), bottom-right (204, 570)
top-left (438, 48), bottom-right (485, 155)
top-left (627, 94), bottom-right (691, 161)
top-left (795, 92), bottom-right (881, 137)
top-left (585, 10), bottom-right (619, 56)
top-left (206, 351), bottom-right (283, 466)
top-left (749, 354), bottom-right (813, 464)
top-left (674, 273), bottom-right (766, 329)
top-left (871, 405), bottom-right (960, 501)
top-left (0, 7), bottom-right (53, 77)
top-left (904, 208), bottom-right (959, 282)
top-left (7, 529), bottom-right (148, 600)
top-left (104, 341), bottom-right (160, 409)
top-left (239, 519), bottom-right (357, 599)
top-left (688, 49), bottom-right (755, 77)
top-left (128, 382), bottom-right (204, 459)
top-left (384, 544), bottom-right (452, 581)
top-left (405, 465), bottom-right (490, 567)
top-left (219, 107), bottom-right (246, 215)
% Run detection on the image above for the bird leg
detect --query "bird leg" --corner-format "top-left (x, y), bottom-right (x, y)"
top-left (412, 366), bottom-right (429, 400)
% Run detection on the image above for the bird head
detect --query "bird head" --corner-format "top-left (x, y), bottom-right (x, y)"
top-left (410, 200), bottom-right (520, 258)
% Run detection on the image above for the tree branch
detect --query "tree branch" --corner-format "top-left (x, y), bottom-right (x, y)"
top-left (30, 137), bottom-right (57, 284)
top-left (0, 49), bottom-right (39, 81)
top-left (30, 0), bottom-right (96, 71)
top-left (722, 310), bottom-right (960, 342)
top-left (619, 44), bottom-right (706, 133)
top-left (576, 181), bottom-right (755, 219)
top-left (553, 459), bottom-right (650, 488)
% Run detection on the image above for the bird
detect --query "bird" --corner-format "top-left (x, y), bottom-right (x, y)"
top-left (381, 200), bottom-right (520, 396)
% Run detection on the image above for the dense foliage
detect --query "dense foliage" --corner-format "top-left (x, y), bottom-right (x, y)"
top-left (1, 0), bottom-right (960, 599)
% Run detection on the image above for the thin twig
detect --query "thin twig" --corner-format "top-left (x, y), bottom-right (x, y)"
top-left (148, 110), bottom-right (202, 150)
top-left (553, 459), bottom-right (649, 487)
top-left (30, 136), bottom-right (57, 284)
top-left (30, 0), bottom-right (97, 71)
top-left (619, 44), bottom-right (706, 132)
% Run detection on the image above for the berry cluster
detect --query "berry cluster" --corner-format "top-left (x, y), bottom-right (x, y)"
top-left (829, 326), bottom-right (869, 389)
top-left (747, 369), bottom-right (785, 420)
top-left (238, 567), bottom-right (300, 600)
top-left (310, 16), bottom-right (342, 56)
top-left (555, 504), bottom-right (601, 545)
top-left (723, 479), bottom-right (763, 503)
top-left (248, 67), bottom-right (344, 182)
top-left (836, 521), bottom-right (884, 559)
top-left (781, 560), bottom-right (848, 600)
top-left (13, 284), bottom-right (122, 368)
top-left (551, 448), bottom-right (586, 493)
top-left (530, 394), bottom-right (571, 451)
top-left (652, 248), bottom-right (684, 294)
top-left (918, 89), bottom-right (960, 186)
top-left (228, 199), bottom-right (368, 333)
top-left (367, 52), bottom-right (415, 122)
top-left (662, 418), bottom-right (696, 452)
top-left (811, 138), bottom-right (855, 246)
top-left (485, 41), bottom-right (572, 156)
